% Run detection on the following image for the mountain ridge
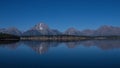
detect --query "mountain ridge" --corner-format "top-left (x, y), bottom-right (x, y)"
top-left (0, 23), bottom-right (120, 36)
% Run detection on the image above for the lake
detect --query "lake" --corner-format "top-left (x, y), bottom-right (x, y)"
top-left (0, 40), bottom-right (120, 68)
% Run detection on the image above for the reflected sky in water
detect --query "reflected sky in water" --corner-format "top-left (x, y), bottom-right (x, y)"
top-left (0, 40), bottom-right (120, 68)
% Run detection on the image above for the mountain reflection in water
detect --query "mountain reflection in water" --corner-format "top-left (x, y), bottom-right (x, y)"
top-left (0, 40), bottom-right (120, 54)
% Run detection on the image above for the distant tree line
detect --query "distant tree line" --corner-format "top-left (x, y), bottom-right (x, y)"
top-left (0, 33), bottom-right (120, 41)
top-left (0, 33), bottom-right (20, 40)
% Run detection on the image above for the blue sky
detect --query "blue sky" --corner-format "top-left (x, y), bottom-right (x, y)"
top-left (0, 0), bottom-right (120, 31)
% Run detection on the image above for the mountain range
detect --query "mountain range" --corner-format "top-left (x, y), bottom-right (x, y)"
top-left (0, 23), bottom-right (120, 36)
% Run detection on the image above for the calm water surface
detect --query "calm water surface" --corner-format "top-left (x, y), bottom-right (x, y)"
top-left (0, 40), bottom-right (120, 68)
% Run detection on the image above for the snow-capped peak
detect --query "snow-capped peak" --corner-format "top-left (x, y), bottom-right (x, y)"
top-left (32, 23), bottom-right (49, 31)
top-left (39, 23), bottom-right (43, 30)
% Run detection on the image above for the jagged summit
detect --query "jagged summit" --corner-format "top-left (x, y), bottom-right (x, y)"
top-left (31, 23), bottom-right (49, 31)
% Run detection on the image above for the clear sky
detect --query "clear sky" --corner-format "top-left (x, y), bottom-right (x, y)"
top-left (0, 0), bottom-right (120, 31)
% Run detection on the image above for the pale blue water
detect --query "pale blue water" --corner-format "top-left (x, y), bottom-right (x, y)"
top-left (0, 40), bottom-right (120, 68)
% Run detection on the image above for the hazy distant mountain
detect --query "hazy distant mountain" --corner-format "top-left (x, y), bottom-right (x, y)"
top-left (81, 29), bottom-right (95, 36)
top-left (50, 29), bottom-right (62, 35)
top-left (23, 23), bottom-right (62, 36)
top-left (94, 25), bottom-right (120, 36)
top-left (64, 26), bottom-right (120, 36)
top-left (0, 27), bottom-right (22, 36)
top-left (64, 27), bottom-right (81, 35)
